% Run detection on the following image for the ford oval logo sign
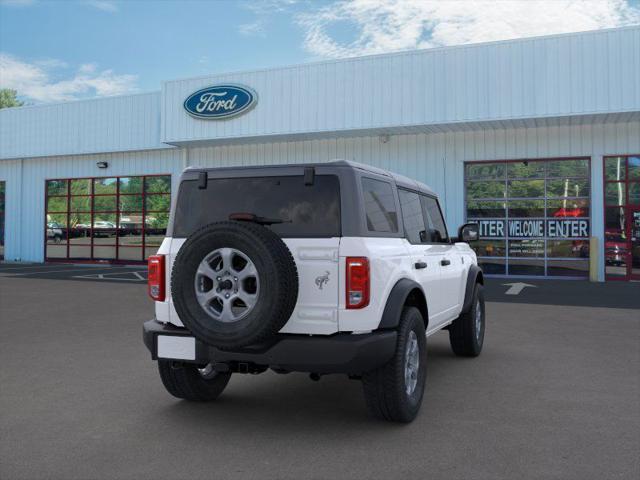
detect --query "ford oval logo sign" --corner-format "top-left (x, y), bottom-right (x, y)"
top-left (183, 84), bottom-right (257, 119)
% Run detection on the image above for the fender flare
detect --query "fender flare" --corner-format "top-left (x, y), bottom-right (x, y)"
top-left (377, 278), bottom-right (428, 330)
top-left (461, 265), bottom-right (484, 314)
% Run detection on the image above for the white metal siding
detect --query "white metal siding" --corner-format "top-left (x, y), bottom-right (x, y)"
top-left (163, 27), bottom-right (640, 145)
top-left (0, 149), bottom-right (182, 262)
top-left (0, 92), bottom-right (168, 160)
top-left (1, 120), bottom-right (638, 281)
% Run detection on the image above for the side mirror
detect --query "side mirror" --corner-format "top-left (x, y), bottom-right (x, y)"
top-left (458, 223), bottom-right (479, 242)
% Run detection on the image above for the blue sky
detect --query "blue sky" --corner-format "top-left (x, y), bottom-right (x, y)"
top-left (1, 0), bottom-right (639, 104)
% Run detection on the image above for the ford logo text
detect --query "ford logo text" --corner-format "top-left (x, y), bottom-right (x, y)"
top-left (183, 84), bottom-right (257, 119)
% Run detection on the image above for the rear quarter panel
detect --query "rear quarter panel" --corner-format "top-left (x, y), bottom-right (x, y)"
top-left (338, 237), bottom-right (414, 332)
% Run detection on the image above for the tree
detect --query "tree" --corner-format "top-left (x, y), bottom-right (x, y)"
top-left (0, 89), bottom-right (24, 109)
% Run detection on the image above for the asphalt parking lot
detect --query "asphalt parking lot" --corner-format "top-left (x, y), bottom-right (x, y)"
top-left (1, 264), bottom-right (639, 480)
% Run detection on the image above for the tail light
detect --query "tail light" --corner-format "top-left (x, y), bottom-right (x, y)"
top-left (346, 257), bottom-right (369, 309)
top-left (148, 255), bottom-right (165, 301)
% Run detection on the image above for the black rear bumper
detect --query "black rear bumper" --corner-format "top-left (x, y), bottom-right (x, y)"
top-left (143, 319), bottom-right (397, 375)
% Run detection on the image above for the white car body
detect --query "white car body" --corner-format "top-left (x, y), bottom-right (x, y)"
top-left (155, 235), bottom-right (476, 336)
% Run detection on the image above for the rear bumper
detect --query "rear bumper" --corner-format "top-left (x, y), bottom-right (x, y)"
top-left (143, 319), bottom-right (397, 375)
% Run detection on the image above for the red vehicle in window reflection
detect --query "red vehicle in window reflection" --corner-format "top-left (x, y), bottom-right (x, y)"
top-left (553, 207), bottom-right (586, 217)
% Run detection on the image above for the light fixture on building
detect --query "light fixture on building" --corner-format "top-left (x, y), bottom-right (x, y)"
top-left (96, 161), bottom-right (108, 169)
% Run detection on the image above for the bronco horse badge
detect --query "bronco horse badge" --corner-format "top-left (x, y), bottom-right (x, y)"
top-left (315, 271), bottom-right (330, 290)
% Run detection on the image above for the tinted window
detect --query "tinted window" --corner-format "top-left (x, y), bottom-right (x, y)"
top-left (361, 178), bottom-right (398, 233)
top-left (174, 175), bottom-right (341, 238)
top-left (398, 189), bottom-right (426, 244)
top-left (421, 196), bottom-right (449, 243)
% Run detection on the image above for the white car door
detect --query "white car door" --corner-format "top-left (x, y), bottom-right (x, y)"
top-left (397, 189), bottom-right (443, 325)
top-left (420, 195), bottom-right (464, 325)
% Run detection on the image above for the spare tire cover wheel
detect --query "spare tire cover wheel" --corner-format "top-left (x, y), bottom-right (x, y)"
top-left (171, 221), bottom-right (299, 349)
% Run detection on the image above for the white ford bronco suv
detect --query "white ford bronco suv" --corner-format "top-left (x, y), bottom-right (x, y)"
top-left (143, 160), bottom-right (484, 423)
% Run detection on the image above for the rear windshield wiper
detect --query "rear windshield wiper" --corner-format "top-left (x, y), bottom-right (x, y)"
top-left (229, 212), bottom-right (291, 226)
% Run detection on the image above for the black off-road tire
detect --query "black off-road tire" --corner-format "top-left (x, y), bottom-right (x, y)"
top-left (362, 307), bottom-right (427, 423)
top-left (158, 360), bottom-right (231, 401)
top-left (171, 221), bottom-right (298, 350)
top-left (449, 283), bottom-right (485, 357)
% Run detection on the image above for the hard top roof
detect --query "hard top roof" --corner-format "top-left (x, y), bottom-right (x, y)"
top-left (185, 159), bottom-right (437, 197)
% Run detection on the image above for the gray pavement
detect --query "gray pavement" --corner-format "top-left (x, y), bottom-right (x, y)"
top-left (0, 270), bottom-right (638, 480)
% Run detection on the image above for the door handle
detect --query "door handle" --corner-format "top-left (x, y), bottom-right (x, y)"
top-left (414, 261), bottom-right (427, 270)
top-left (440, 259), bottom-right (451, 266)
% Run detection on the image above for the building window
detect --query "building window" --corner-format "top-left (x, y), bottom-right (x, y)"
top-left (603, 155), bottom-right (640, 280)
top-left (465, 158), bottom-right (591, 277)
top-left (45, 174), bottom-right (170, 263)
top-left (0, 181), bottom-right (5, 260)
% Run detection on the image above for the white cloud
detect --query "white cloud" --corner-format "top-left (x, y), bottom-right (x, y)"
top-left (0, 53), bottom-right (138, 103)
top-left (238, 19), bottom-right (266, 36)
top-left (297, 0), bottom-right (640, 58)
top-left (83, 0), bottom-right (118, 12)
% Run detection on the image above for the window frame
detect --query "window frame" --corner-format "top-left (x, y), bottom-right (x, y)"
top-left (44, 173), bottom-right (171, 264)
top-left (420, 193), bottom-right (451, 244)
top-left (360, 176), bottom-right (400, 235)
top-left (464, 157), bottom-right (592, 278)
top-left (398, 187), bottom-right (429, 245)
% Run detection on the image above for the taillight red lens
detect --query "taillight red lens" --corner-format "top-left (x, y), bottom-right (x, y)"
top-left (148, 255), bottom-right (165, 301)
top-left (346, 257), bottom-right (369, 309)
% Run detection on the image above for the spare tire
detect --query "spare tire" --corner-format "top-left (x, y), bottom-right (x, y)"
top-left (171, 221), bottom-right (298, 349)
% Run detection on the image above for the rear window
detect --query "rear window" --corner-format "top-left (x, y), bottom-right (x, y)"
top-left (173, 175), bottom-right (341, 238)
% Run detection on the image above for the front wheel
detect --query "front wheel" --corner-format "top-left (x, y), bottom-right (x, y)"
top-left (158, 360), bottom-right (231, 401)
top-left (362, 307), bottom-right (427, 423)
top-left (449, 283), bottom-right (485, 357)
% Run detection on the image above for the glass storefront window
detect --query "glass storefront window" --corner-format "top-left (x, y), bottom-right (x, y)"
top-left (547, 240), bottom-right (589, 258)
top-left (604, 155), bottom-right (640, 280)
top-left (465, 163), bottom-right (506, 180)
top-left (94, 195), bottom-right (117, 212)
top-left (547, 159), bottom-right (589, 178)
top-left (47, 180), bottom-right (67, 196)
top-left (507, 160), bottom-right (545, 179)
top-left (508, 200), bottom-right (545, 218)
top-left (45, 175), bottom-right (171, 263)
top-left (546, 179), bottom-right (590, 198)
top-left (465, 158), bottom-right (590, 277)
top-left (70, 196), bottom-right (91, 212)
top-left (605, 157), bottom-right (626, 181)
top-left (629, 156), bottom-right (640, 180)
top-left (119, 177), bottom-right (143, 194)
top-left (94, 178), bottom-right (117, 194)
top-left (70, 179), bottom-right (91, 195)
top-left (471, 240), bottom-right (506, 257)
top-left (605, 183), bottom-right (625, 206)
top-left (508, 240), bottom-right (545, 257)
top-left (547, 199), bottom-right (589, 218)
top-left (629, 183), bottom-right (640, 205)
top-left (466, 200), bottom-right (506, 218)
top-left (46, 196), bottom-right (68, 212)
top-left (507, 180), bottom-right (544, 198)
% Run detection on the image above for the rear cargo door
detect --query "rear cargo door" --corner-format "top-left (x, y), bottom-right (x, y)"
top-left (279, 238), bottom-right (340, 335)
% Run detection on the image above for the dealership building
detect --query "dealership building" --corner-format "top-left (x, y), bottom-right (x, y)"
top-left (1, 26), bottom-right (639, 281)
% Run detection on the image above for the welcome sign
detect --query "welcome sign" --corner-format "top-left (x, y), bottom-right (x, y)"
top-left (184, 84), bottom-right (257, 119)
top-left (476, 219), bottom-right (589, 238)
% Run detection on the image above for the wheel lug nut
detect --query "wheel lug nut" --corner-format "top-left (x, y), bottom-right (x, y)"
top-left (234, 277), bottom-right (237, 281)
top-left (216, 277), bottom-right (221, 281)
top-left (225, 293), bottom-right (230, 299)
